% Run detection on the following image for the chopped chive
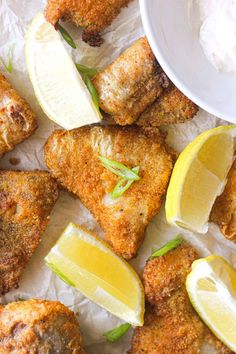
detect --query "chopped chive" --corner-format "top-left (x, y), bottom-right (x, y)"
top-left (46, 262), bottom-right (76, 287)
top-left (149, 235), bottom-right (183, 260)
top-left (76, 63), bottom-right (98, 78)
top-left (57, 23), bottom-right (76, 49)
top-left (0, 45), bottom-right (14, 74)
top-left (111, 167), bottom-right (139, 199)
top-left (76, 64), bottom-right (101, 115)
top-left (99, 156), bottom-right (140, 181)
top-left (104, 323), bottom-right (131, 343)
top-left (17, 297), bottom-right (26, 301)
top-left (82, 73), bottom-right (101, 115)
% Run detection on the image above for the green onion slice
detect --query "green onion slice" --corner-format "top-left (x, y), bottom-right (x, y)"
top-left (76, 64), bottom-right (100, 115)
top-left (99, 156), bottom-right (140, 181)
top-left (82, 73), bottom-right (101, 115)
top-left (0, 45), bottom-right (14, 74)
top-left (111, 167), bottom-right (139, 199)
top-left (57, 23), bottom-right (76, 49)
top-left (46, 262), bottom-right (76, 287)
top-left (76, 63), bottom-right (98, 78)
top-left (149, 235), bottom-right (183, 260)
top-left (104, 323), bottom-right (131, 343)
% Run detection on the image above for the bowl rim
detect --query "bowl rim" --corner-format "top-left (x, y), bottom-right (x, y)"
top-left (139, 0), bottom-right (236, 123)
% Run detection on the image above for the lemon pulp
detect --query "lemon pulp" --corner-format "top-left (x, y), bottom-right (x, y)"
top-left (45, 223), bottom-right (144, 326)
top-left (26, 13), bottom-right (101, 130)
top-left (166, 125), bottom-right (236, 233)
top-left (186, 255), bottom-right (236, 352)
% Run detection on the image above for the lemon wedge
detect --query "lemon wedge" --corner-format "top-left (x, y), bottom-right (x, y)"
top-left (45, 223), bottom-right (144, 326)
top-left (26, 13), bottom-right (101, 130)
top-left (166, 125), bottom-right (236, 233)
top-left (186, 255), bottom-right (236, 352)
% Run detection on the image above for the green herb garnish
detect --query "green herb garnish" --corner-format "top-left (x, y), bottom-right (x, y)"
top-left (58, 23), bottom-right (76, 49)
top-left (104, 323), bottom-right (131, 343)
top-left (76, 63), bottom-right (98, 78)
top-left (17, 297), bottom-right (26, 301)
top-left (149, 235), bottom-right (183, 260)
top-left (46, 262), bottom-right (76, 287)
top-left (99, 156), bottom-right (140, 198)
top-left (76, 63), bottom-right (101, 116)
top-left (99, 156), bottom-right (140, 181)
top-left (82, 73), bottom-right (100, 113)
top-left (0, 45), bottom-right (14, 73)
top-left (111, 167), bottom-right (139, 199)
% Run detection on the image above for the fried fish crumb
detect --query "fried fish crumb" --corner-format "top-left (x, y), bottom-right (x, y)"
top-left (93, 37), bottom-right (165, 124)
top-left (0, 299), bottom-right (85, 353)
top-left (0, 73), bottom-right (37, 157)
top-left (44, 125), bottom-right (174, 259)
top-left (210, 160), bottom-right (236, 241)
top-left (129, 243), bottom-right (232, 354)
top-left (93, 37), bottom-right (198, 126)
top-left (0, 171), bottom-right (59, 294)
top-left (137, 85), bottom-right (198, 127)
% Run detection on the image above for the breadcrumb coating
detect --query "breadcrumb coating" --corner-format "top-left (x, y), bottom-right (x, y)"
top-left (93, 37), bottom-right (166, 125)
top-left (44, 125), bottom-right (174, 259)
top-left (137, 85), bottom-right (198, 127)
top-left (93, 37), bottom-right (198, 126)
top-left (0, 299), bottom-right (85, 353)
top-left (0, 171), bottom-right (59, 294)
top-left (210, 160), bottom-right (236, 241)
top-left (0, 73), bottom-right (37, 157)
top-left (129, 243), bottom-right (232, 354)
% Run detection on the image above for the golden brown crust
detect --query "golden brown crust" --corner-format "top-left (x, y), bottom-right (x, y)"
top-left (0, 73), bottom-right (37, 157)
top-left (129, 243), bottom-right (232, 354)
top-left (0, 299), bottom-right (85, 353)
top-left (143, 242), bottom-right (199, 305)
top-left (93, 37), bottom-right (197, 126)
top-left (45, 0), bottom-right (132, 46)
top-left (0, 171), bottom-right (59, 294)
top-left (93, 37), bottom-right (166, 124)
top-left (137, 85), bottom-right (198, 127)
top-left (44, 125), bottom-right (174, 259)
top-left (210, 160), bottom-right (236, 241)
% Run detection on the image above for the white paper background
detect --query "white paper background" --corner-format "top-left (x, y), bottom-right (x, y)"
top-left (0, 1), bottom-right (235, 353)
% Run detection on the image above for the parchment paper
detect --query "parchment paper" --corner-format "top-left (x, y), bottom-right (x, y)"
top-left (0, 1), bottom-right (235, 353)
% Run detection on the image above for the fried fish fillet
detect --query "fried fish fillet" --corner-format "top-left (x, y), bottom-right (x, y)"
top-left (45, 0), bottom-right (131, 47)
top-left (137, 85), bottom-right (198, 127)
top-left (44, 125), bottom-right (174, 259)
top-left (0, 299), bottom-right (85, 353)
top-left (210, 160), bottom-right (236, 241)
top-left (130, 243), bottom-right (232, 354)
top-left (0, 73), bottom-right (37, 158)
top-left (92, 37), bottom-right (198, 126)
top-left (0, 171), bottom-right (59, 294)
top-left (93, 37), bottom-right (166, 125)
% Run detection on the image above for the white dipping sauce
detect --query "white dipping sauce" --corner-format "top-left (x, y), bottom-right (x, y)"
top-left (190, 0), bottom-right (236, 73)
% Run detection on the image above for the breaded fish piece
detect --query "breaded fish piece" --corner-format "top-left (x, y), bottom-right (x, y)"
top-left (210, 160), bottom-right (236, 241)
top-left (44, 125), bottom-right (174, 259)
top-left (45, 0), bottom-right (131, 47)
top-left (93, 37), bottom-right (166, 125)
top-left (0, 73), bottom-right (37, 157)
top-left (93, 37), bottom-right (198, 126)
top-left (0, 171), bottom-right (59, 294)
top-left (137, 85), bottom-right (198, 127)
top-left (130, 243), bottom-right (232, 354)
top-left (0, 299), bottom-right (85, 353)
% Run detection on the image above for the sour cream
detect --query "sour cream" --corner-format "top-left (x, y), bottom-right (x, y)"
top-left (189, 0), bottom-right (236, 73)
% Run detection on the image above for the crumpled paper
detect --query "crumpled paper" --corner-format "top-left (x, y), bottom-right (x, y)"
top-left (0, 1), bottom-right (234, 353)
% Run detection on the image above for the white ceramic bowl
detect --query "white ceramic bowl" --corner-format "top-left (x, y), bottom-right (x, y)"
top-left (139, 0), bottom-right (236, 123)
